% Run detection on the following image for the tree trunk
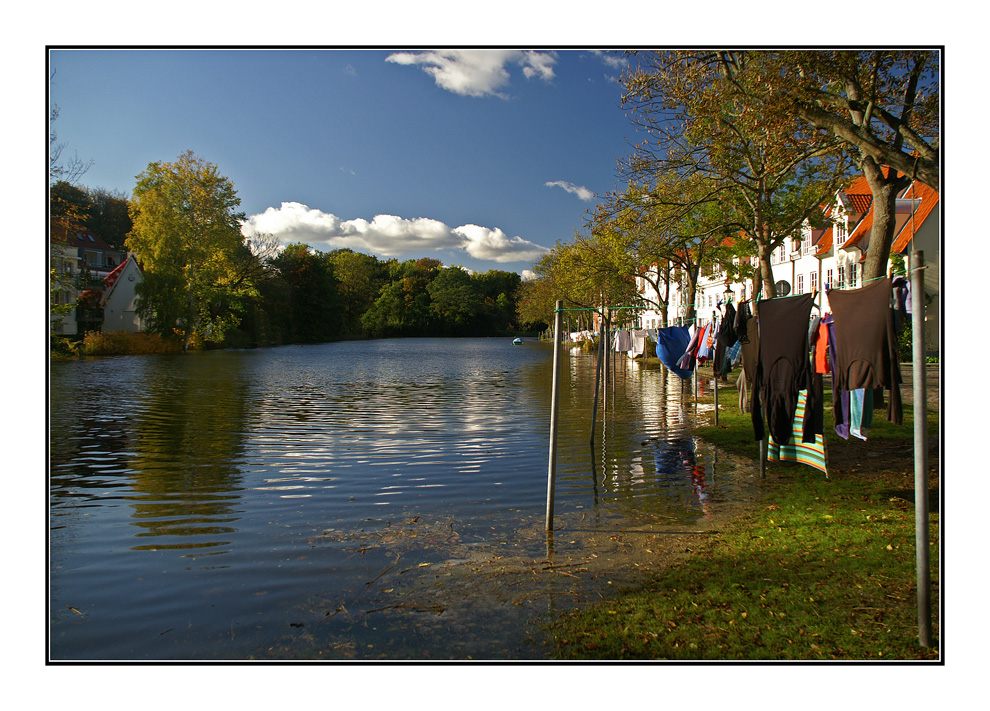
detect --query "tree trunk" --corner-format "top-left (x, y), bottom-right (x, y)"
top-left (661, 261), bottom-right (670, 328)
top-left (684, 266), bottom-right (699, 324)
top-left (757, 240), bottom-right (776, 298)
top-left (861, 159), bottom-right (912, 281)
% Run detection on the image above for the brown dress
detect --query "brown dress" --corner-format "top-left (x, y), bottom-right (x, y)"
top-left (826, 277), bottom-right (903, 425)
top-left (752, 293), bottom-right (823, 445)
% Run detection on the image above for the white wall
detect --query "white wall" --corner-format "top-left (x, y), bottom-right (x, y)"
top-left (101, 259), bottom-right (144, 333)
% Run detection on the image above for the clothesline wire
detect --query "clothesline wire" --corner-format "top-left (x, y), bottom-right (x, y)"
top-left (553, 265), bottom-right (926, 316)
top-left (553, 305), bottom-right (642, 313)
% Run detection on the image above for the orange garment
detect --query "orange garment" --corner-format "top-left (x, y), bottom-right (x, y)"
top-left (814, 320), bottom-right (830, 374)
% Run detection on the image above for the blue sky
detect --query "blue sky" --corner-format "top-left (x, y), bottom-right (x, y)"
top-left (49, 48), bottom-right (638, 275)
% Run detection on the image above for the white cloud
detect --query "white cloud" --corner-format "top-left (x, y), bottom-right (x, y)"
top-left (385, 50), bottom-right (556, 98)
top-left (593, 50), bottom-right (628, 70)
top-left (521, 269), bottom-right (537, 282)
top-left (453, 223), bottom-right (548, 262)
top-left (241, 202), bottom-right (549, 264)
top-left (545, 180), bottom-right (595, 202)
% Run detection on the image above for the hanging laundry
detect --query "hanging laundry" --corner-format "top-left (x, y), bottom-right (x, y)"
top-left (767, 389), bottom-right (828, 477)
top-left (740, 315), bottom-right (760, 385)
top-left (823, 313), bottom-right (852, 439)
top-left (751, 293), bottom-right (824, 445)
top-left (891, 275), bottom-right (912, 334)
top-left (726, 340), bottom-right (743, 367)
top-left (677, 324), bottom-right (704, 371)
top-left (827, 276), bottom-right (903, 426)
top-left (849, 388), bottom-right (874, 440)
top-left (630, 331), bottom-right (647, 357)
top-left (813, 315), bottom-right (831, 375)
top-left (655, 326), bottom-right (694, 380)
top-left (697, 321), bottom-right (715, 362)
top-left (737, 370), bottom-right (749, 413)
top-left (734, 300), bottom-right (753, 344)
top-left (716, 301), bottom-right (738, 348)
top-left (613, 329), bottom-right (631, 353)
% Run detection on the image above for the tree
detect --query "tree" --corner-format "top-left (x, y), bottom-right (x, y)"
top-left (126, 151), bottom-right (251, 347)
top-left (780, 50), bottom-right (939, 191)
top-left (85, 187), bottom-right (133, 250)
top-left (428, 266), bottom-right (482, 335)
top-left (593, 172), bottom-right (749, 325)
top-left (361, 258), bottom-right (440, 337)
top-left (775, 50), bottom-right (939, 279)
top-left (270, 243), bottom-right (341, 343)
top-left (620, 51), bottom-right (853, 298)
top-left (49, 102), bottom-right (93, 331)
top-left (325, 248), bottom-right (390, 337)
top-left (473, 269), bottom-right (523, 333)
top-left (520, 236), bottom-right (639, 335)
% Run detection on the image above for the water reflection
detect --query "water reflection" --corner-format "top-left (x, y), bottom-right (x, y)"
top-left (125, 354), bottom-right (249, 553)
top-left (50, 339), bottom-right (759, 660)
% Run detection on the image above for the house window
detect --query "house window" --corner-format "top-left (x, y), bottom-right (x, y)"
top-left (826, 269), bottom-right (833, 287)
top-left (797, 274), bottom-right (804, 294)
top-left (848, 265), bottom-right (858, 288)
top-left (837, 265), bottom-right (846, 287)
top-left (810, 271), bottom-right (818, 292)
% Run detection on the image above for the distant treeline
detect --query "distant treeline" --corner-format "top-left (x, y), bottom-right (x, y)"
top-left (230, 245), bottom-right (543, 348)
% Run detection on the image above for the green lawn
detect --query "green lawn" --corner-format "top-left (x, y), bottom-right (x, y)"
top-left (548, 371), bottom-right (940, 660)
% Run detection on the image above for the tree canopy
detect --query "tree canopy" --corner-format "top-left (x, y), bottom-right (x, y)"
top-left (126, 151), bottom-right (254, 346)
top-left (620, 50), bottom-right (854, 298)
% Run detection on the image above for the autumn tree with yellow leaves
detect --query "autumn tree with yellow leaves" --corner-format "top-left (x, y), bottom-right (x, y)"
top-left (126, 151), bottom-right (256, 347)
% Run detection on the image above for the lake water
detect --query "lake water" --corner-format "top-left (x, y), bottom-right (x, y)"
top-left (49, 337), bottom-right (763, 660)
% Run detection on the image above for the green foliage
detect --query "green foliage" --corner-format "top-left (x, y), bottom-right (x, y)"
top-left (85, 187), bottom-right (133, 250)
top-left (126, 151), bottom-right (253, 345)
top-left (50, 335), bottom-right (79, 360)
top-left (270, 244), bottom-right (342, 343)
top-left (325, 248), bottom-right (390, 337)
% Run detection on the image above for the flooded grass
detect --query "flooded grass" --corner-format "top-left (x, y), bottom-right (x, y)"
top-left (548, 369), bottom-right (941, 661)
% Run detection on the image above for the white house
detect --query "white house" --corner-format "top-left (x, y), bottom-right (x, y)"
top-left (635, 171), bottom-right (940, 354)
top-left (50, 225), bottom-right (128, 336)
top-left (100, 254), bottom-right (144, 333)
top-left (50, 239), bottom-right (81, 335)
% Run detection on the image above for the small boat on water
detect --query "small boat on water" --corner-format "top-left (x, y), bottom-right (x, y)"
top-left (512, 338), bottom-right (523, 345)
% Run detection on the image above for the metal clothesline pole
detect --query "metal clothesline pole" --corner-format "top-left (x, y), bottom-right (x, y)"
top-left (545, 300), bottom-right (563, 532)
top-left (910, 251), bottom-right (932, 648)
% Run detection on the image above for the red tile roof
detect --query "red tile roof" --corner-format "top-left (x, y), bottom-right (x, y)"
top-left (815, 226), bottom-right (833, 256)
top-left (891, 181), bottom-right (940, 254)
top-left (843, 174), bottom-right (874, 197)
top-left (103, 258), bottom-right (128, 290)
top-left (845, 209), bottom-right (873, 248)
top-left (50, 224), bottom-right (118, 252)
top-left (848, 193), bottom-right (873, 214)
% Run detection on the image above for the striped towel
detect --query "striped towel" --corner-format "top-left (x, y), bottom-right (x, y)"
top-left (767, 389), bottom-right (828, 477)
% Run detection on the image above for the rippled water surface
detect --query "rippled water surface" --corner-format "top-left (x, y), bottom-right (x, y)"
top-left (49, 338), bottom-right (761, 660)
